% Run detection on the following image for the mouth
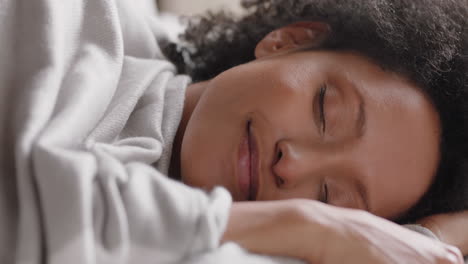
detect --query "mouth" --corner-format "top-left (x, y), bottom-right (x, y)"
top-left (237, 120), bottom-right (260, 201)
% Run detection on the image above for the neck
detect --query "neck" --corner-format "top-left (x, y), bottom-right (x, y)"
top-left (169, 81), bottom-right (208, 180)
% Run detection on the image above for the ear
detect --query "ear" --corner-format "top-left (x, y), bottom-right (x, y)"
top-left (255, 21), bottom-right (331, 59)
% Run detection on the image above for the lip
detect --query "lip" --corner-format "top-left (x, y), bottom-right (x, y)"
top-left (248, 122), bottom-right (260, 201)
top-left (237, 120), bottom-right (260, 201)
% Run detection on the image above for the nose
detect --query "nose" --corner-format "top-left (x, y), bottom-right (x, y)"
top-left (272, 140), bottom-right (332, 189)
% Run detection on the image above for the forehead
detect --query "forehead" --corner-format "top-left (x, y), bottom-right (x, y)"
top-left (357, 71), bottom-right (441, 219)
top-left (340, 52), bottom-right (440, 218)
top-left (288, 50), bottom-right (441, 218)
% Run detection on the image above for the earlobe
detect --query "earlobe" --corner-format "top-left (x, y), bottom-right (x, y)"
top-left (255, 21), bottom-right (331, 59)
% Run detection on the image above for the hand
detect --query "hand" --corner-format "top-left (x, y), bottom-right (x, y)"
top-left (417, 210), bottom-right (468, 255)
top-left (222, 199), bottom-right (464, 264)
top-left (294, 200), bottom-right (464, 264)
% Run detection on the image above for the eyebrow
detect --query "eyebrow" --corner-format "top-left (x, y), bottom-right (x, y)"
top-left (355, 96), bottom-right (366, 138)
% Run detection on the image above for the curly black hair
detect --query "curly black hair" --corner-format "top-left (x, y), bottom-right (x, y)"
top-left (163, 0), bottom-right (468, 223)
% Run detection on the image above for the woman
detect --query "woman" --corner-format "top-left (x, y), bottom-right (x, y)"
top-left (0, 0), bottom-right (466, 263)
top-left (164, 0), bottom-right (468, 260)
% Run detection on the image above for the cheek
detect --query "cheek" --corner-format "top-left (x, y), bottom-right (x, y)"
top-left (179, 60), bottom-right (319, 191)
top-left (179, 93), bottom-right (244, 194)
top-left (179, 121), bottom-right (226, 189)
top-left (210, 59), bottom-right (311, 102)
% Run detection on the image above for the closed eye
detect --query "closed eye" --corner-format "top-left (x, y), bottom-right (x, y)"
top-left (319, 84), bottom-right (327, 133)
top-left (319, 181), bottom-right (329, 204)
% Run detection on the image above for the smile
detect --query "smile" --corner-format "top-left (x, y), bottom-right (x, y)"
top-left (237, 120), bottom-right (259, 201)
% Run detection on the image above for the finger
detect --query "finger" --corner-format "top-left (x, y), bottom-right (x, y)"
top-left (443, 246), bottom-right (464, 264)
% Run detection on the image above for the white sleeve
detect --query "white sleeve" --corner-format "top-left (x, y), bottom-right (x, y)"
top-left (30, 137), bottom-right (232, 264)
top-left (6, 0), bottom-right (232, 263)
top-left (92, 149), bottom-right (232, 263)
top-left (403, 224), bottom-right (439, 240)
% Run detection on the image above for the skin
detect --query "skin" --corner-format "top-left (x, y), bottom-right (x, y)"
top-left (418, 211), bottom-right (468, 253)
top-left (169, 22), bottom-right (466, 262)
top-left (175, 23), bottom-right (441, 220)
top-left (222, 200), bottom-right (464, 264)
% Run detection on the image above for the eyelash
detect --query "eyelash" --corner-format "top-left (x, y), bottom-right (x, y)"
top-left (319, 84), bottom-right (327, 133)
top-left (320, 181), bottom-right (329, 204)
top-left (318, 85), bottom-right (328, 204)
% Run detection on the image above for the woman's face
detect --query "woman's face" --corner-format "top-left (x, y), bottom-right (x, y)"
top-left (180, 49), bottom-right (440, 220)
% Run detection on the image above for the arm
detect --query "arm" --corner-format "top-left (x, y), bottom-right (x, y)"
top-left (222, 200), bottom-right (464, 264)
top-left (221, 200), bottom-right (327, 261)
top-left (417, 211), bottom-right (468, 255)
